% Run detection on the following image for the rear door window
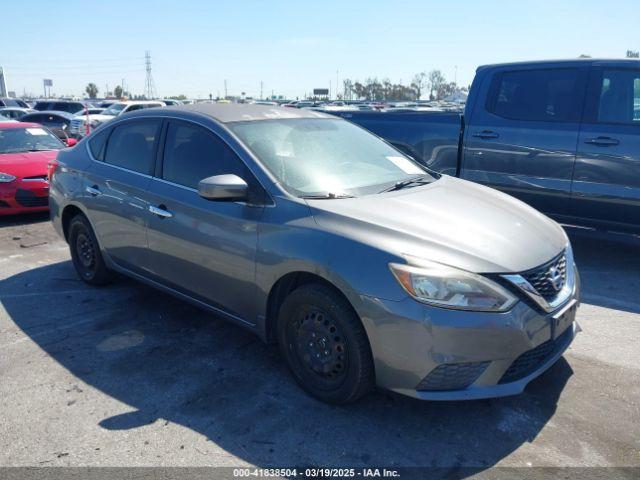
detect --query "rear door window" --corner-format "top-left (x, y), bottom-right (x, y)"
top-left (489, 68), bottom-right (583, 122)
top-left (103, 120), bottom-right (160, 174)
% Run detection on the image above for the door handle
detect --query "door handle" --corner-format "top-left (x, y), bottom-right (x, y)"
top-left (584, 136), bottom-right (619, 146)
top-left (85, 185), bottom-right (101, 196)
top-left (149, 205), bottom-right (173, 219)
top-left (472, 130), bottom-right (499, 139)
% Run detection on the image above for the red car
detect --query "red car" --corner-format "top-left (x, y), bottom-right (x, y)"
top-left (0, 122), bottom-right (76, 215)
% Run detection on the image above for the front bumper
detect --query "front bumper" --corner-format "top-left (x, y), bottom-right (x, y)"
top-left (357, 286), bottom-right (580, 401)
top-left (0, 181), bottom-right (49, 215)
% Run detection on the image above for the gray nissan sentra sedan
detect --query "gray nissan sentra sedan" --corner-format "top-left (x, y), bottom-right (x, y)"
top-left (49, 103), bottom-right (580, 404)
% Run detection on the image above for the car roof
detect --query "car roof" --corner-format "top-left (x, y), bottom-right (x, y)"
top-left (134, 102), bottom-right (334, 123)
top-left (22, 110), bottom-right (74, 119)
top-left (478, 58), bottom-right (640, 70)
top-left (0, 121), bottom-right (42, 129)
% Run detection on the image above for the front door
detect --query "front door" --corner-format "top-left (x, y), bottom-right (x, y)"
top-left (572, 65), bottom-right (640, 230)
top-left (461, 66), bottom-right (588, 218)
top-left (145, 120), bottom-right (264, 323)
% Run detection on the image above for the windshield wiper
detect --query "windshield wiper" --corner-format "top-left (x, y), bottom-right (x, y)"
top-left (300, 192), bottom-right (355, 199)
top-left (378, 175), bottom-right (431, 193)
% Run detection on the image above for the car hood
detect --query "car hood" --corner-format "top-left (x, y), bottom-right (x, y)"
top-left (0, 150), bottom-right (59, 178)
top-left (306, 175), bottom-right (567, 273)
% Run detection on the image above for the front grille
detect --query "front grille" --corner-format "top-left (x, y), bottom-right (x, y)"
top-left (70, 118), bottom-right (85, 134)
top-left (499, 327), bottom-right (572, 384)
top-left (522, 252), bottom-right (567, 301)
top-left (15, 189), bottom-right (49, 207)
top-left (417, 361), bottom-right (490, 391)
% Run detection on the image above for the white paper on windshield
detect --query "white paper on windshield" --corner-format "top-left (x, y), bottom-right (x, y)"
top-left (26, 128), bottom-right (48, 136)
top-left (386, 156), bottom-right (423, 174)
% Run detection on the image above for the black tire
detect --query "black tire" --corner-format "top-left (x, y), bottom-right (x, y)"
top-left (277, 283), bottom-right (375, 404)
top-left (68, 214), bottom-right (113, 286)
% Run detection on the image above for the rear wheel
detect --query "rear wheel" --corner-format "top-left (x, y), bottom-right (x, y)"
top-left (68, 214), bottom-right (112, 286)
top-left (277, 284), bottom-right (374, 404)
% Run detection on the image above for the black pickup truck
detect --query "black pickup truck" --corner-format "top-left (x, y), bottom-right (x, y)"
top-left (334, 59), bottom-right (640, 233)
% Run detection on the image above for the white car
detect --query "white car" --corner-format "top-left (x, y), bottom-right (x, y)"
top-left (70, 100), bottom-right (166, 137)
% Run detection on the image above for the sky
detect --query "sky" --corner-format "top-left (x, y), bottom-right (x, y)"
top-left (1, 0), bottom-right (636, 100)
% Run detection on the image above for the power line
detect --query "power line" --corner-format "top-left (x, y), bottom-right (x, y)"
top-left (144, 51), bottom-right (156, 99)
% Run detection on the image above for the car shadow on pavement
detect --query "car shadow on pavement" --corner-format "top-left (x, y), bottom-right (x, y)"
top-left (0, 211), bottom-right (50, 227)
top-left (1, 260), bottom-right (574, 473)
top-left (566, 227), bottom-right (640, 314)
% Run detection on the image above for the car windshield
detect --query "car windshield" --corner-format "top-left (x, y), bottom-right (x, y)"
top-left (101, 104), bottom-right (126, 116)
top-left (229, 118), bottom-right (436, 197)
top-left (0, 127), bottom-right (64, 153)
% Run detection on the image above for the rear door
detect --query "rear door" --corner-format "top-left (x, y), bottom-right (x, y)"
top-left (83, 119), bottom-right (161, 273)
top-left (572, 64), bottom-right (640, 230)
top-left (144, 119), bottom-right (264, 323)
top-left (461, 65), bottom-right (588, 217)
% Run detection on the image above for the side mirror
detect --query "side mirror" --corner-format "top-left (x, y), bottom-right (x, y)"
top-left (198, 174), bottom-right (248, 201)
top-left (65, 138), bottom-right (78, 147)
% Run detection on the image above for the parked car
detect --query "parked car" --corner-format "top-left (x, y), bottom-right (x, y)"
top-left (69, 100), bottom-right (166, 137)
top-left (161, 99), bottom-right (183, 106)
top-left (334, 59), bottom-right (640, 233)
top-left (33, 100), bottom-right (87, 114)
top-left (0, 121), bottom-right (74, 215)
top-left (50, 103), bottom-right (579, 404)
top-left (0, 98), bottom-right (30, 108)
top-left (20, 111), bottom-right (75, 141)
top-left (74, 107), bottom-right (105, 115)
top-left (0, 107), bottom-right (35, 120)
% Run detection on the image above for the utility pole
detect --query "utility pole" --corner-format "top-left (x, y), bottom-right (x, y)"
top-left (224, 79), bottom-right (228, 99)
top-left (336, 69), bottom-right (339, 99)
top-left (329, 80), bottom-right (332, 100)
top-left (260, 81), bottom-right (263, 100)
top-left (144, 51), bottom-right (156, 99)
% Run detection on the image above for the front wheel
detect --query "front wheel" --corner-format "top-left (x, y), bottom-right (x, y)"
top-left (277, 284), bottom-right (375, 404)
top-left (68, 214), bottom-right (113, 286)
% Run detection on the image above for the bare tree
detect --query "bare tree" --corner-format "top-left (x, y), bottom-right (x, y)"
top-left (626, 50), bottom-right (639, 58)
top-left (410, 72), bottom-right (428, 100)
top-left (428, 70), bottom-right (446, 100)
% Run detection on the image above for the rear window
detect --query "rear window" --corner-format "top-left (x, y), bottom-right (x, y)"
top-left (489, 68), bottom-right (583, 122)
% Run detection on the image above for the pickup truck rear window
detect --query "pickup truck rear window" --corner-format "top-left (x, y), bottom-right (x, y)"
top-left (489, 68), bottom-right (582, 123)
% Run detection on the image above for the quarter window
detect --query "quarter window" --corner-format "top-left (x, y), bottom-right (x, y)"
top-left (596, 69), bottom-right (640, 124)
top-left (490, 69), bottom-right (583, 122)
top-left (104, 120), bottom-right (160, 174)
top-left (88, 127), bottom-right (110, 160)
top-left (162, 122), bottom-right (246, 189)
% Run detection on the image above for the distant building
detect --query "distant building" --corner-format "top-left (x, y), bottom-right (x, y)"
top-left (0, 67), bottom-right (7, 97)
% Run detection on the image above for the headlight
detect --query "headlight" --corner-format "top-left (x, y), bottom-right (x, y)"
top-left (90, 120), bottom-right (101, 128)
top-left (0, 172), bottom-right (16, 183)
top-left (389, 261), bottom-right (517, 312)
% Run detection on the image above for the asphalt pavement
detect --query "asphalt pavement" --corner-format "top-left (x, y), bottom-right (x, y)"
top-left (0, 213), bottom-right (638, 474)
